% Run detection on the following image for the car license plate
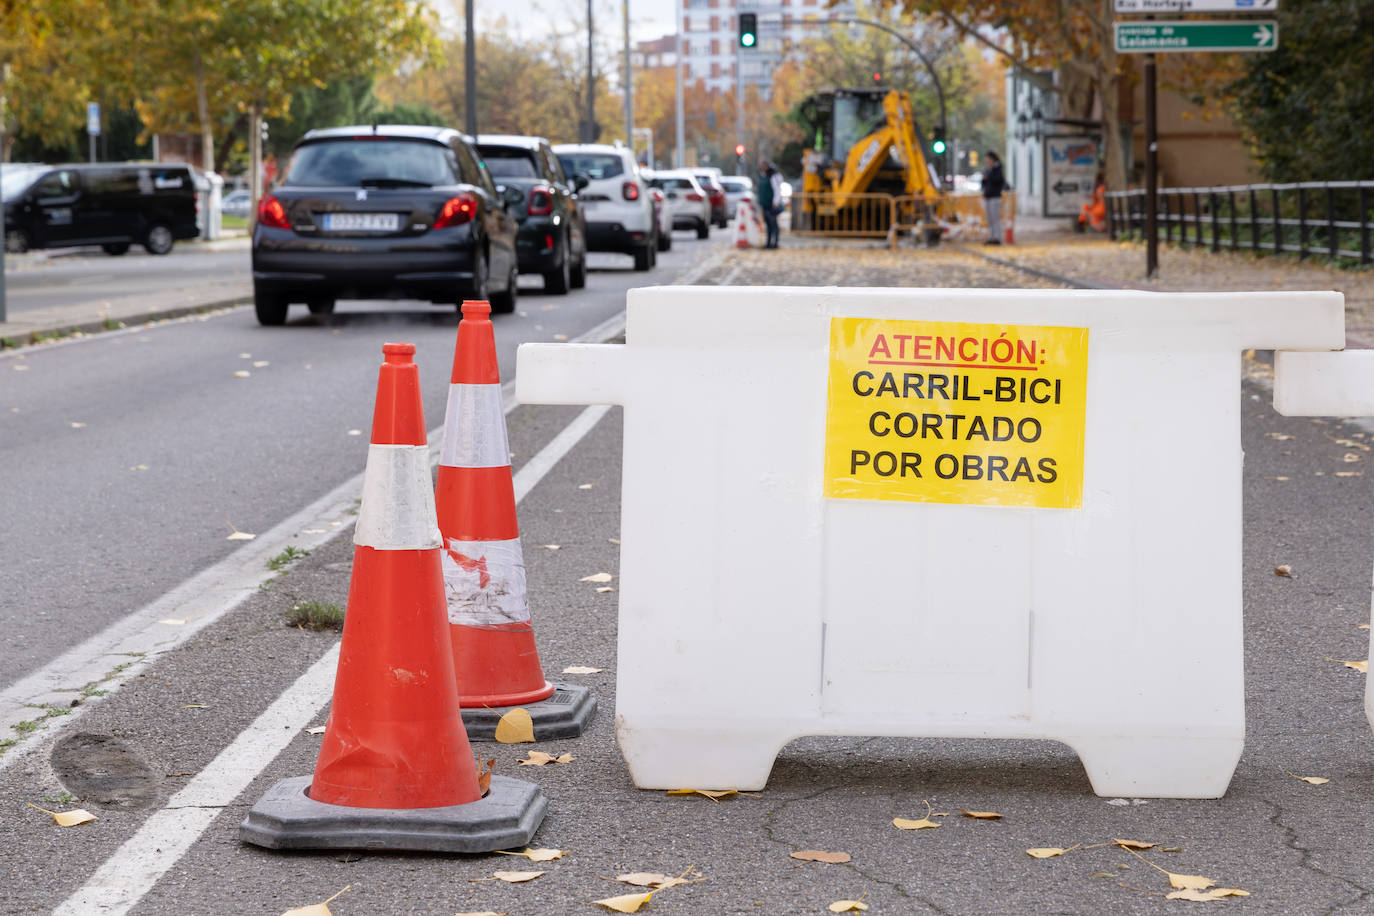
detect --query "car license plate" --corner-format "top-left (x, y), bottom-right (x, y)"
top-left (323, 212), bottom-right (399, 231)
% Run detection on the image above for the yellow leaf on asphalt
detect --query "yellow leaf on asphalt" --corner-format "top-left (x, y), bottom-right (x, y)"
top-left (581, 572), bottom-right (614, 583)
top-left (470, 870), bottom-right (544, 883)
top-left (562, 666), bottom-right (603, 674)
top-left (536, 544), bottom-right (561, 550)
top-left (596, 586), bottom-right (615, 593)
top-left (1336, 471), bottom-right (1364, 477)
top-left (961, 810), bottom-right (1002, 819)
top-left (1287, 772), bottom-right (1329, 785)
top-left (180, 703), bottom-right (209, 709)
top-left (305, 726), bottom-right (326, 735)
top-left (1026, 845), bottom-right (1079, 858)
top-left (828, 899), bottom-right (869, 912)
top-left (280, 885), bottom-right (349, 916)
top-left (494, 708), bottom-right (534, 743)
top-left (1343, 453), bottom-right (1362, 463)
top-left (578, 482), bottom-right (595, 489)
top-left (1274, 565), bottom-right (1293, 578)
top-left (28, 803), bottom-right (97, 827)
top-left (518, 751), bottom-right (575, 766)
top-left (893, 817), bottom-right (940, 830)
top-left (594, 891), bottom-right (654, 912)
top-left (1166, 888), bottom-right (1249, 901)
top-left (791, 849), bottom-right (851, 863)
top-left (1265, 432), bottom-right (1293, 440)
top-left (253, 361), bottom-right (269, 368)
top-left (1114, 839), bottom-right (1157, 849)
top-left (70, 422), bottom-right (86, 428)
top-left (1169, 873), bottom-right (1216, 891)
top-left (233, 370), bottom-right (251, 378)
top-left (1327, 657), bottom-right (1369, 673)
top-left (496, 847), bottom-right (566, 862)
top-left (614, 873), bottom-right (691, 888)
top-left (666, 788), bottom-right (753, 800)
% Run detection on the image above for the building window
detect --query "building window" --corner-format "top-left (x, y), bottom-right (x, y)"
top-left (682, 39), bottom-right (690, 55)
top-left (711, 61), bottom-right (720, 78)
top-left (710, 14), bottom-right (718, 30)
top-left (711, 38), bottom-right (719, 54)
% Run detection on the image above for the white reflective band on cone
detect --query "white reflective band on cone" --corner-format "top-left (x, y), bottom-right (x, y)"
top-left (439, 383), bottom-right (511, 469)
top-left (441, 537), bottom-right (530, 626)
top-left (354, 444), bottom-right (443, 550)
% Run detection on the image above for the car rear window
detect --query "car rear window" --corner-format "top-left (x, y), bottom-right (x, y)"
top-left (556, 153), bottom-right (624, 180)
top-left (284, 139), bottom-right (454, 187)
top-left (721, 178), bottom-right (750, 191)
top-left (651, 177), bottom-right (695, 190)
top-left (693, 173), bottom-right (720, 189)
top-left (479, 147), bottom-right (540, 178)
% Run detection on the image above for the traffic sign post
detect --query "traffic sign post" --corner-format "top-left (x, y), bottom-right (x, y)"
top-left (86, 101), bottom-right (100, 164)
top-left (1115, 20), bottom-right (1277, 52)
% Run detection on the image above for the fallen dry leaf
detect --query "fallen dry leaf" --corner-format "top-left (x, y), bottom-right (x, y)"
top-left (518, 751), bottom-right (575, 766)
top-left (180, 703), bottom-right (209, 709)
top-left (594, 891), bottom-right (654, 913)
top-left (1327, 657), bottom-right (1369, 673)
top-left (233, 370), bottom-right (251, 378)
top-left (1113, 839), bottom-right (1157, 850)
top-left (613, 873), bottom-right (693, 889)
top-left (961, 810), bottom-right (1002, 820)
top-left (497, 847), bottom-right (566, 862)
top-left (596, 586), bottom-right (615, 593)
top-left (536, 544), bottom-right (561, 550)
top-left (828, 898), bottom-right (869, 912)
top-left (578, 483), bottom-right (595, 490)
top-left (494, 709), bottom-right (534, 743)
top-left (279, 885), bottom-right (350, 916)
top-left (70, 422), bottom-right (86, 429)
top-left (1343, 453), bottom-right (1362, 463)
top-left (894, 799), bottom-right (941, 830)
top-left (791, 849), bottom-right (851, 863)
top-left (1274, 565), bottom-right (1293, 578)
top-left (562, 666), bottom-right (604, 674)
top-left (253, 360), bottom-right (269, 368)
top-left (1166, 888), bottom-right (1249, 901)
top-left (471, 870), bottom-right (544, 883)
top-left (1287, 772), bottom-right (1329, 785)
top-left (1026, 845), bottom-right (1079, 859)
top-left (1265, 432), bottom-right (1293, 440)
top-left (1169, 873), bottom-right (1216, 891)
top-left (580, 572), bottom-right (614, 583)
top-left (477, 757), bottom-right (495, 795)
top-left (665, 788), bottom-right (754, 801)
top-left (305, 726), bottom-right (326, 735)
top-left (28, 803), bottom-right (97, 827)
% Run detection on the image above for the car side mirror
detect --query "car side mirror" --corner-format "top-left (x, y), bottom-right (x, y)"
top-left (573, 174), bottom-right (590, 192)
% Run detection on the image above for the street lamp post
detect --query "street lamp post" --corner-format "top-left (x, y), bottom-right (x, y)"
top-left (674, 0), bottom-right (685, 167)
top-left (465, 0), bottom-right (477, 136)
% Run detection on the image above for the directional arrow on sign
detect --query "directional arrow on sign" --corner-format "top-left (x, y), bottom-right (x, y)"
top-left (1053, 181), bottom-right (1081, 195)
top-left (1252, 23), bottom-right (1274, 46)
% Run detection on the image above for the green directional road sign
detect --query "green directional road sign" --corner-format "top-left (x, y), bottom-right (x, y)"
top-left (1114, 20), bottom-right (1278, 53)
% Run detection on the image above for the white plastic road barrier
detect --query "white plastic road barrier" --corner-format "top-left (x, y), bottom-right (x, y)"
top-left (1274, 349), bottom-right (1374, 733)
top-left (518, 287), bottom-right (1343, 798)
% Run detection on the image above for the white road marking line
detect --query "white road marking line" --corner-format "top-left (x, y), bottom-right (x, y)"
top-left (52, 645), bottom-right (341, 915)
top-left (0, 314), bottom-right (625, 766)
top-left (49, 404), bottom-right (615, 916)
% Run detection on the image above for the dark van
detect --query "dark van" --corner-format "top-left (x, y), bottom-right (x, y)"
top-left (2, 163), bottom-right (199, 256)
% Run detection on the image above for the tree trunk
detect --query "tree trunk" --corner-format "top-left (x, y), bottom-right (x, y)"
top-left (195, 52), bottom-right (214, 174)
top-left (1092, 0), bottom-right (1127, 189)
top-left (249, 102), bottom-right (262, 224)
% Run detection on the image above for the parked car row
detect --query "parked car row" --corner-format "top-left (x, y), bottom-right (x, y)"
top-left (249, 124), bottom-right (749, 326)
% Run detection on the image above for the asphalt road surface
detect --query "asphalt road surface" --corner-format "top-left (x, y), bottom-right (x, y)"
top-left (4, 244), bottom-right (1374, 915)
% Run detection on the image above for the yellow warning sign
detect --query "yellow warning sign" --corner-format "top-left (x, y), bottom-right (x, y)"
top-left (824, 317), bottom-right (1089, 509)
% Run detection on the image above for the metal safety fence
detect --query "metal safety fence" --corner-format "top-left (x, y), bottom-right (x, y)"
top-left (790, 191), bottom-right (1018, 245)
top-left (1107, 182), bottom-right (1374, 265)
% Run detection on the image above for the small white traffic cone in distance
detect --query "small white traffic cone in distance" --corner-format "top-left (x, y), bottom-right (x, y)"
top-left (734, 200), bottom-right (751, 248)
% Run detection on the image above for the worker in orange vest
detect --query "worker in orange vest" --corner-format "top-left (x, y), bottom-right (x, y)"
top-left (1077, 172), bottom-right (1106, 233)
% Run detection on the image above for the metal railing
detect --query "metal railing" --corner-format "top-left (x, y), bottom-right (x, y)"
top-left (1107, 182), bottom-right (1374, 265)
top-left (791, 192), bottom-right (896, 238)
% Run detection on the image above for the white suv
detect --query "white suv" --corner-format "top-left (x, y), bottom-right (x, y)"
top-left (645, 169), bottom-right (711, 239)
top-left (553, 143), bottom-right (657, 271)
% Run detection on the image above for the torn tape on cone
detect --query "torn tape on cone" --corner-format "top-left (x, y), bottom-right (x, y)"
top-left (442, 537), bottom-right (530, 627)
top-left (440, 383), bottom-right (510, 469)
top-left (356, 444), bottom-right (443, 550)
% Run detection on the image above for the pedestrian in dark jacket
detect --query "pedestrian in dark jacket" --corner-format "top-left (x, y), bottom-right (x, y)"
top-left (982, 151), bottom-right (1006, 245)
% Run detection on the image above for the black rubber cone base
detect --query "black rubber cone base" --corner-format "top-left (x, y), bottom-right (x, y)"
top-left (462, 682), bottom-right (597, 742)
top-left (239, 775), bottom-right (547, 853)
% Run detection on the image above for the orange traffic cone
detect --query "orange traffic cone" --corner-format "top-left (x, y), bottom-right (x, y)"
top-left (437, 301), bottom-right (596, 740)
top-left (240, 342), bottom-right (547, 852)
top-left (734, 201), bottom-right (752, 248)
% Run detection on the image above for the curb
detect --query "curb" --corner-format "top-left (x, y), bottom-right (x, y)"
top-left (955, 244), bottom-right (1121, 291)
top-left (1, 296), bottom-right (251, 352)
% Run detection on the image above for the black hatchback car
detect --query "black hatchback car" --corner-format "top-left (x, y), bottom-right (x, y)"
top-left (251, 125), bottom-right (518, 325)
top-left (476, 135), bottom-right (588, 295)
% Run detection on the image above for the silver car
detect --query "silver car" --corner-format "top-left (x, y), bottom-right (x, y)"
top-left (720, 176), bottom-right (754, 220)
top-left (644, 169), bottom-right (711, 239)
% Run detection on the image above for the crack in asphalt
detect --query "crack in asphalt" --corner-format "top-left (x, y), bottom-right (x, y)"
top-left (760, 738), bottom-right (953, 915)
top-left (1265, 798), bottom-right (1372, 914)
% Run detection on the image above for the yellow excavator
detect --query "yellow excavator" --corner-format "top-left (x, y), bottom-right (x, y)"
top-left (796, 87), bottom-right (948, 242)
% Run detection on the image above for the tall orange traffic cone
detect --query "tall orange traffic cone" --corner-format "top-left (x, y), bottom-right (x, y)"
top-left (437, 301), bottom-right (596, 740)
top-left (240, 342), bottom-right (547, 852)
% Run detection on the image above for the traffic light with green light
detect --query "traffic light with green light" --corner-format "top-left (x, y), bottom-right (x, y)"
top-left (739, 12), bottom-right (757, 48)
top-left (931, 126), bottom-right (946, 156)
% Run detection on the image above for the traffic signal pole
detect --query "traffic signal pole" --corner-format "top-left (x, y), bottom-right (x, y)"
top-left (735, 25), bottom-right (743, 175)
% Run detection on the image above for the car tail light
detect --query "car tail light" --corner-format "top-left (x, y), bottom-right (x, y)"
top-left (433, 192), bottom-right (478, 229)
top-left (544, 233), bottom-right (555, 250)
top-left (528, 186), bottom-right (554, 216)
top-left (257, 194), bottom-right (290, 229)
top-left (686, 192), bottom-right (703, 202)
top-left (622, 180), bottom-right (640, 201)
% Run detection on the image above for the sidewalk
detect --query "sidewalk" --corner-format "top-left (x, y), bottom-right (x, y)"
top-left (0, 235), bottom-right (252, 348)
